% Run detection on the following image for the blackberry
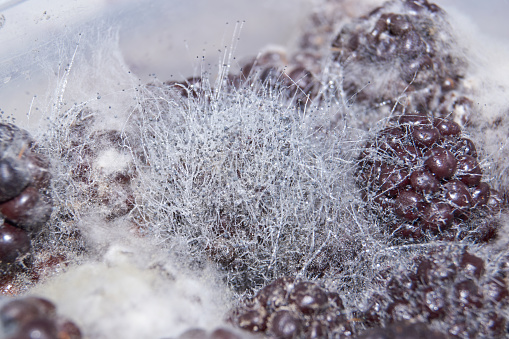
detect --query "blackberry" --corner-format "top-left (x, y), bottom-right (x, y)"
top-left (0, 296), bottom-right (82, 338)
top-left (0, 122), bottom-right (53, 267)
top-left (230, 277), bottom-right (353, 338)
top-left (360, 249), bottom-right (509, 338)
top-left (357, 113), bottom-right (504, 242)
top-left (331, 0), bottom-right (472, 127)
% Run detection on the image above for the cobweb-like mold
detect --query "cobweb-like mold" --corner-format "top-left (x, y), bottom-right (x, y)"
top-left (125, 72), bottom-right (368, 292)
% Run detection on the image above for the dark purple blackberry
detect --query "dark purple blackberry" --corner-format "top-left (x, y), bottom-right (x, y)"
top-left (360, 249), bottom-right (509, 338)
top-left (354, 322), bottom-right (448, 339)
top-left (0, 122), bottom-right (53, 267)
top-left (0, 296), bottom-right (82, 338)
top-left (357, 113), bottom-right (504, 242)
top-left (331, 0), bottom-right (472, 127)
top-left (230, 277), bottom-right (353, 338)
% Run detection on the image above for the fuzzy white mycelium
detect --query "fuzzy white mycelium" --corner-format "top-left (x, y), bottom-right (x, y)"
top-left (1, 0), bottom-right (509, 338)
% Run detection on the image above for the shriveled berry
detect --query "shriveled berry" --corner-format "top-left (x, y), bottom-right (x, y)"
top-left (379, 126), bottom-right (406, 142)
top-left (0, 222), bottom-right (30, 264)
top-left (409, 170), bottom-right (439, 194)
top-left (424, 147), bottom-right (456, 179)
top-left (363, 249), bottom-right (508, 336)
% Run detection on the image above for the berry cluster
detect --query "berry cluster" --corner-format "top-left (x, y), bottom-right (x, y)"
top-left (357, 113), bottom-right (504, 241)
top-left (0, 123), bottom-right (52, 267)
top-left (331, 0), bottom-right (472, 126)
top-left (361, 249), bottom-right (509, 337)
top-left (230, 277), bottom-right (352, 338)
top-left (0, 296), bottom-right (81, 338)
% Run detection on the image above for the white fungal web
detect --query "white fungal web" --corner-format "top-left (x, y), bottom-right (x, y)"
top-left (31, 9), bottom-right (397, 307)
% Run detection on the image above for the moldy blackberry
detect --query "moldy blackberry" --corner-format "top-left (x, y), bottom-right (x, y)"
top-left (360, 248), bottom-right (509, 338)
top-left (357, 113), bottom-right (504, 242)
top-left (230, 277), bottom-right (354, 338)
top-left (331, 0), bottom-right (473, 127)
